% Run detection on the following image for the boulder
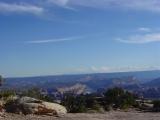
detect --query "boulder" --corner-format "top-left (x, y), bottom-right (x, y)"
top-left (5, 97), bottom-right (67, 116)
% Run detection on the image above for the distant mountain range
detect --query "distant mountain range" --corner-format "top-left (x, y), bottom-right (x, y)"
top-left (2, 70), bottom-right (160, 99)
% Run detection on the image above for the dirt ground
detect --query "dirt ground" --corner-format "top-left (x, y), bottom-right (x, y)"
top-left (1, 111), bottom-right (160, 120)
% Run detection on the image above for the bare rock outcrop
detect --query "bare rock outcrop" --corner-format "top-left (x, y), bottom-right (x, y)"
top-left (5, 97), bottom-right (67, 116)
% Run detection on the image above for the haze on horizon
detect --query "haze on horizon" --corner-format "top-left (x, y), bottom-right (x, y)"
top-left (0, 0), bottom-right (160, 77)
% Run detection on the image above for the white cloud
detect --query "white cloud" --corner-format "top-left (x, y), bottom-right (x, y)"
top-left (90, 65), bottom-right (159, 73)
top-left (1, 0), bottom-right (160, 16)
top-left (47, 0), bottom-right (160, 13)
top-left (138, 27), bottom-right (151, 32)
top-left (0, 2), bottom-right (44, 15)
top-left (73, 65), bottom-right (160, 74)
top-left (26, 37), bottom-right (79, 44)
top-left (47, 0), bottom-right (76, 10)
top-left (90, 66), bottom-right (111, 73)
top-left (48, 0), bottom-right (69, 6)
top-left (113, 66), bottom-right (160, 72)
top-left (116, 33), bottom-right (160, 44)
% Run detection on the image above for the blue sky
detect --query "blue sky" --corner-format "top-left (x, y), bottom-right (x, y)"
top-left (1, 0), bottom-right (160, 77)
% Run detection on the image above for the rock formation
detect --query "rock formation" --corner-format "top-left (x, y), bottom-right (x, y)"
top-left (5, 97), bottom-right (67, 116)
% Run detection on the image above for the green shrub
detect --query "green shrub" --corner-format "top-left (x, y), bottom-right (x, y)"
top-left (20, 88), bottom-right (55, 102)
top-left (0, 90), bottom-right (16, 100)
top-left (153, 100), bottom-right (160, 112)
top-left (4, 100), bottom-right (22, 113)
top-left (62, 88), bottom-right (136, 113)
top-left (104, 87), bottom-right (124, 105)
top-left (104, 87), bottom-right (135, 110)
top-left (153, 100), bottom-right (160, 107)
top-left (119, 91), bottom-right (135, 109)
top-left (0, 75), bottom-right (3, 86)
top-left (61, 94), bottom-right (87, 113)
top-left (85, 94), bottom-right (102, 111)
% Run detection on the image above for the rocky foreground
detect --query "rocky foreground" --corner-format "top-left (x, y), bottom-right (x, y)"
top-left (1, 111), bottom-right (160, 120)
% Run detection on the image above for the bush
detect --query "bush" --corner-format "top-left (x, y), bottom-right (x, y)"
top-left (153, 100), bottom-right (160, 112)
top-left (20, 88), bottom-right (55, 102)
top-left (0, 75), bottom-right (3, 86)
top-left (20, 88), bottom-right (41, 99)
top-left (61, 94), bottom-right (87, 113)
top-left (62, 93), bottom-right (104, 113)
top-left (85, 94), bottom-right (102, 112)
top-left (104, 87), bottom-right (124, 105)
top-left (104, 87), bottom-right (135, 110)
top-left (0, 90), bottom-right (16, 100)
top-left (4, 100), bottom-right (22, 114)
top-left (62, 88), bottom-right (137, 113)
top-left (118, 91), bottom-right (135, 109)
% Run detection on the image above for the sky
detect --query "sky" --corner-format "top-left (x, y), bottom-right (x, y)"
top-left (1, 0), bottom-right (160, 77)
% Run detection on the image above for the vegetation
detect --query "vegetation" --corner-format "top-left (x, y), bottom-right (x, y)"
top-left (20, 88), bottom-right (55, 102)
top-left (0, 90), bottom-right (17, 112)
top-left (104, 87), bottom-right (136, 109)
top-left (0, 90), bottom-right (15, 98)
top-left (85, 94), bottom-right (102, 112)
top-left (0, 74), bottom-right (160, 114)
top-left (61, 94), bottom-right (87, 113)
top-left (4, 99), bottom-right (21, 113)
top-left (0, 75), bottom-right (3, 86)
top-left (0, 87), bottom-right (54, 103)
top-left (0, 74), bottom-right (158, 114)
top-left (1, 86), bottom-right (160, 114)
top-left (61, 87), bottom-right (136, 113)
top-left (153, 100), bottom-right (160, 112)
top-left (0, 90), bottom-right (16, 101)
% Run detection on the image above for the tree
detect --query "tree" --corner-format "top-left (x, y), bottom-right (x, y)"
top-left (104, 87), bottom-right (124, 105)
top-left (21, 88), bottom-right (55, 102)
top-left (153, 100), bottom-right (160, 112)
top-left (104, 87), bottom-right (135, 109)
top-left (85, 94), bottom-right (101, 111)
top-left (61, 94), bottom-right (87, 113)
top-left (118, 91), bottom-right (135, 109)
top-left (0, 90), bottom-right (16, 99)
top-left (0, 75), bottom-right (3, 86)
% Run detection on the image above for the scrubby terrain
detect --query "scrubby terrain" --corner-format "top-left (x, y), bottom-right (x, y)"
top-left (1, 111), bottom-right (160, 120)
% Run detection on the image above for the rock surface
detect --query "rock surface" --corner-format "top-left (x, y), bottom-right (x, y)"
top-left (5, 97), bottom-right (67, 116)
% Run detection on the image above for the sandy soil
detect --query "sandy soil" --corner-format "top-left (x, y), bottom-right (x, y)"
top-left (1, 111), bottom-right (160, 120)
